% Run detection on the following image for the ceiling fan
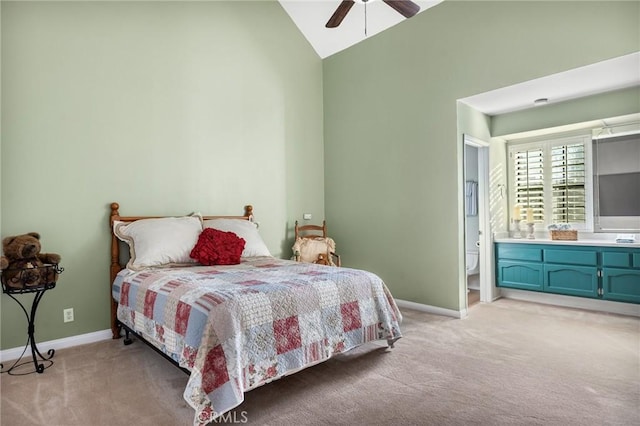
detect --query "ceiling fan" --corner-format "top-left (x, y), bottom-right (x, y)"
top-left (326, 0), bottom-right (421, 28)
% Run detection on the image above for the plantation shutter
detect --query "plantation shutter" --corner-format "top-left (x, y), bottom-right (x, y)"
top-left (513, 148), bottom-right (544, 222)
top-left (551, 143), bottom-right (586, 223)
top-left (509, 135), bottom-right (590, 229)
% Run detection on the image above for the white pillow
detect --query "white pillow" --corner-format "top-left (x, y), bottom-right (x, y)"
top-left (203, 219), bottom-right (271, 258)
top-left (114, 216), bottom-right (203, 271)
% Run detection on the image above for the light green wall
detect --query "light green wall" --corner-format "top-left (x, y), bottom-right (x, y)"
top-left (457, 102), bottom-right (492, 142)
top-left (493, 86), bottom-right (640, 137)
top-left (2, 1), bottom-right (638, 350)
top-left (1, 1), bottom-right (323, 349)
top-left (323, 1), bottom-right (639, 311)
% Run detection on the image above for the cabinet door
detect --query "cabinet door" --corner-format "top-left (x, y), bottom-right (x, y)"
top-left (602, 268), bottom-right (640, 304)
top-left (543, 265), bottom-right (599, 298)
top-left (497, 261), bottom-right (543, 291)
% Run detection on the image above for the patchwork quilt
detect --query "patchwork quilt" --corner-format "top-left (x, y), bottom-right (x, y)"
top-left (112, 257), bottom-right (402, 425)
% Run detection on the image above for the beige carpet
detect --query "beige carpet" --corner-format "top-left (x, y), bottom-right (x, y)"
top-left (1, 299), bottom-right (639, 425)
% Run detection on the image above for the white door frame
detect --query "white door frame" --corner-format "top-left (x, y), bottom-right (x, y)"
top-left (464, 135), bottom-right (495, 303)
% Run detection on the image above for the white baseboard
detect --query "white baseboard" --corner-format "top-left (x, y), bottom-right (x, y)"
top-left (0, 329), bottom-right (112, 363)
top-left (499, 289), bottom-right (640, 317)
top-left (395, 299), bottom-right (466, 319)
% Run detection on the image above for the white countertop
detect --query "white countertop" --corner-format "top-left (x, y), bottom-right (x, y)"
top-left (493, 237), bottom-right (640, 248)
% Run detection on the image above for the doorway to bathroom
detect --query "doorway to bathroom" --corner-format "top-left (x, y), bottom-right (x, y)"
top-left (464, 135), bottom-right (492, 308)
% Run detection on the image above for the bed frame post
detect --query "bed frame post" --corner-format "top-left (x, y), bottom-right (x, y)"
top-left (244, 205), bottom-right (253, 221)
top-left (110, 202), bottom-right (123, 339)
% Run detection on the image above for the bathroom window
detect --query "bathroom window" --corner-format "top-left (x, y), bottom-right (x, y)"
top-left (508, 134), bottom-right (593, 231)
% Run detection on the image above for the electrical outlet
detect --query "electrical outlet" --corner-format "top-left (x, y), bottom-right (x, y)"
top-left (303, 213), bottom-right (312, 220)
top-left (63, 308), bottom-right (74, 323)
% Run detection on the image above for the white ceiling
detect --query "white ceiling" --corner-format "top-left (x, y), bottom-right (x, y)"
top-left (461, 52), bottom-right (640, 116)
top-left (279, 2), bottom-right (639, 116)
top-left (279, 0), bottom-right (444, 59)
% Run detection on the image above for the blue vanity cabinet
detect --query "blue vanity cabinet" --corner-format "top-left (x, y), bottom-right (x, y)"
top-left (543, 248), bottom-right (599, 298)
top-left (543, 265), bottom-right (599, 298)
top-left (496, 244), bottom-right (544, 291)
top-left (495, 242), bottom-right (640, 304)
top-left (497, 261), bottom-right (544, 291)
top-left (601, 249), bottom-right (640, 303)
top-left (602, 269), bottom-right (640, 303)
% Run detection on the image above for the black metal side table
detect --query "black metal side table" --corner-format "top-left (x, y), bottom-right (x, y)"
top-left (1, 264), bottom-right (63, 375)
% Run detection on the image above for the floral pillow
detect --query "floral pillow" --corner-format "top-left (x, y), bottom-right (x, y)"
top-left (190, 228), bottom-right (246, 265)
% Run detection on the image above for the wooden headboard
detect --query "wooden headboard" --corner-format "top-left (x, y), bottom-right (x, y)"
top-left (108, 202), bottom-right (253, 339)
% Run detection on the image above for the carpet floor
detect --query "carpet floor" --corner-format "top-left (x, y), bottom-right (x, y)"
top-left (1, 298), bottom-right (638, 425)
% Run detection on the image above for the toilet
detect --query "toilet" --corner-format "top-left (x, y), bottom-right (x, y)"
top-left (466, 249), bottom-right (479, 276)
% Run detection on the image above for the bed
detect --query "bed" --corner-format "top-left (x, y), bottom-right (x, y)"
top-left (109, 202), bottom-right (402, 425)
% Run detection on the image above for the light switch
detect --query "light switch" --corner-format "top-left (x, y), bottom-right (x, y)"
top-left (303, 213), bottom-right (312, 220)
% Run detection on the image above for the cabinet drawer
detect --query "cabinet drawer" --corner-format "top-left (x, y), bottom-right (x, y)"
top-left (602, 252), bottom-right (631, 268)
top-left (544, 249), bottom-right (597, 266)
top-left (543, 265), bottom-right (598, 298)
top-left (633, 253), bottom-right (640, 269)
top-left (602, 268), bottom-right (640, 304)
top-left (497, 261), bottom-right (543, 291)
top-left (497, 246), bottom-right (543, 262)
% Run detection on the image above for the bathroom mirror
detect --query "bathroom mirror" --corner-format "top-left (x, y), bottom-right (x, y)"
top-left (592, 132), bottom-right (640, 232)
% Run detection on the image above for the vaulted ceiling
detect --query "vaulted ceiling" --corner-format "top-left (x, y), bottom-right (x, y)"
top-left (279, 0), bottom-right (444, 58)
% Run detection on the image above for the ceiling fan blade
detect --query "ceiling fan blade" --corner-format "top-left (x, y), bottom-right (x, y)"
top-left (383, 0), bottom-right (421, 18)
top-left (326, 0), bottom-right (356, 28)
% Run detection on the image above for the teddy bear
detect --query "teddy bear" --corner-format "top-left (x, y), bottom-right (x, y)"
top-left (0, 232), bottom-right (61, 289)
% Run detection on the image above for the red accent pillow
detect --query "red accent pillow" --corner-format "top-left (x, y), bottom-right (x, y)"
top-left (190, 228), bottom-right (246, 265)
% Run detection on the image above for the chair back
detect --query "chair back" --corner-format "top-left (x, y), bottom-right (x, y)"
top-left (294, 220), bottom-right (327, 239)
